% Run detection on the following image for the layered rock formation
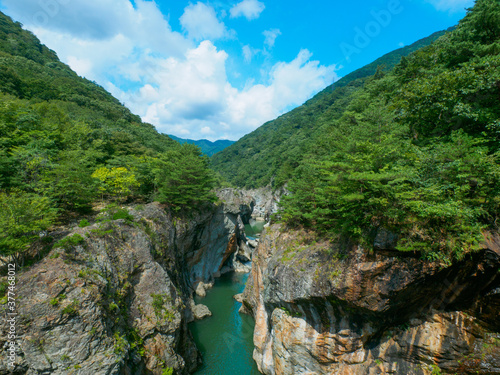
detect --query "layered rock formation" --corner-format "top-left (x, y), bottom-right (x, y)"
top-left (242, 225), bottom-right (500, 375)
top-left (0, 190), bottom-right (253, 375)
top-left (243, 187), bottom-right (285, 222)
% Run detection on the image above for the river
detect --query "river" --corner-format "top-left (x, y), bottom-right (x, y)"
top-left (189, 222), bottom-right (264, 375)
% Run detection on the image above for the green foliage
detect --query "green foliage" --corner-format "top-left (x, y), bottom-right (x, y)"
top-left (88, 226), bottom-right (114, 238)
top-left (111, 208), bottom-right (134, 222)
top-left (0, 281), bottom-right (8, 297)
top-left (113, 331), bottom-right (128, 355)
top-left (61, 299), bottom-right (79, 316)
top-left (78, 219), bottom-right (90, 228)
top-left (50, 294), bottom-right (66, 306)
top-left (430, 364), bottom-right (442, 375)
top-left (96, 205), bottom-right (134, 223)
top-left (218, 0), bottom-right (500, 261)
top-left (55, 234), bottom-right (85, 251)
top-left (211, 29), bottom-right (449, 188)
top-left (153, 144), bottom-right (217, 210)
top-left (150, 293), bottom-right (175, 322)
top-left (92, 166), bottom-right (140, 199)
top-left (0, 12), bottom-right (219, 263)
top-left (162, 368), bottom-right (174, 375)
top-left (0, 190), bottom-right (57, 261)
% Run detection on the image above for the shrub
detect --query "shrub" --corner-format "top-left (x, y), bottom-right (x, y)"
top-left (112, 208), bottom-right (134, 222)
top-left (55, 234), bottom-right (85, 250)
top-left (78, 219), bottom-right (90, 228)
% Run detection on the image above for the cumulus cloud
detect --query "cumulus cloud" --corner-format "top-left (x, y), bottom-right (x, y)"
top-left (102, 43), bottom-right (336, 140)
top-left (263, 28), bottom-right (281, 48)
top-left (242, 45), bottom-right (259, 63)
top-left (127, 46), bottom-right (337, 140)
top-left (230, 0), bottom-right (265, 20)
top-left (425, 0), bottom-right (474, 12)
top-left (1, 0), bottom-right (189, 56)
top-left (180, 2), bottom-right (230, 40)
top-left (0, 0), bottom-right (337, 141)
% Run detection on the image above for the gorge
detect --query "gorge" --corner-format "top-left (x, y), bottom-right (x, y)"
top-left (1, 1), bottom-right (500, 374)
top-left (0, 189), bottom-right (257, 374)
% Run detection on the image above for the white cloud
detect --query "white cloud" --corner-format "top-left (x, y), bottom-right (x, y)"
top-left (201, 126), bottom-right (214, 135)
top-left (112, 45), bottom-right (336, 140)
top-left (425, 0), bottom-right (474, 12)
top-left (230, 0), bottom-right (265, 20)
top-left (263, 28), bottom-right (281, 48)
top-left (180, 2), bottom-right (229, 40)
top-left (0, 0), bottom-right (337, 141)
top-left (242, 45), bottom-right (259, 63)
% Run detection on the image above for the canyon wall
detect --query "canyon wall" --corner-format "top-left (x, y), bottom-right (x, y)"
top-left (0, 190), bottom-right (253, 375)
top-left (242, 225), bottom-right (500, 375)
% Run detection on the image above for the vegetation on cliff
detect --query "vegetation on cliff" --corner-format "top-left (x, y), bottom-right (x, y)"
top-left (0, 12), bottom-right (216, 262)
top-left (215, 0), bottom-right (500, 261)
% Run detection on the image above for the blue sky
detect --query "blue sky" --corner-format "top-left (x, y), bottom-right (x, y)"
top-left (0, 0), bottom-right (473, 140)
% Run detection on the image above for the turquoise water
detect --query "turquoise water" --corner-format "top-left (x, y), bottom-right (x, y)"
top-left (190, 272), bottom-right (260, 375)
top-left (244, 221), bottom-right (266, 239)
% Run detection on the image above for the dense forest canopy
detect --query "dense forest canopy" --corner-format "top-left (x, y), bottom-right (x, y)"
top-left (214, 0), bottom-right (500, 262)
top-left (0, 12), bottom-right (216, 262)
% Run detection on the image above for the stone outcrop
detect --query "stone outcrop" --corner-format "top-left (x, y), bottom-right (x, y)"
top-left (191, 304), bottom-right (212, 321)
top-left (243, 187), bottom-right (286, 222)
top-left (242, 224), bottom-right (500, 375)
top-left (0, 190), bottom-right (253, 375)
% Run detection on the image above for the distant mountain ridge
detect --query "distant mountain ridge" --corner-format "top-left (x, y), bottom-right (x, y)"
top-left (168, 134), bottom-right (235, 157)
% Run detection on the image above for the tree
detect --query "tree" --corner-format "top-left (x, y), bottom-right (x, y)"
top-left (154, 144), bottom-right (216, 210)
top-left (91, 166), bottom-right (140, 200)
top-left (0, 191), bottom-right (57, 265)
top-left (39, 151), bottom-right (97, 212)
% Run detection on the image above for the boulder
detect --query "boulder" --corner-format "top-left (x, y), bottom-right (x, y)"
top-left (192, 304), bottom-right (212, 320)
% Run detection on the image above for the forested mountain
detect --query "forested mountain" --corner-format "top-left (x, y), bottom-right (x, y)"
top-left (0, 12), bottom-right (216, 261)
top-left (213, 0), bottom-right (500, 262)
top-left (210, 29), bottom-right (450, 188)
top-left (168, 134), bottom-right (234, 157)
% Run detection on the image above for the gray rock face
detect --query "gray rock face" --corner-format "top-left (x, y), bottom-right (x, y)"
top-left (242, 187), bottom-right (286, 222)
top-left (191, 304), bottom-right (212, 320)
top-left (0, 190), bottom-right (253, 375)
top-left (243, 225), bottom-right (500, 375)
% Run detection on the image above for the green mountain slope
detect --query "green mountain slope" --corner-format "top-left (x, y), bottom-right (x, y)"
top-left (210, 29), bottom-right (450, 188)
top-left (168, 134), bottom-right (235, 157)
top-left (0, 12), bottom-right (216, 260)
top-left (265, 0), bottom-right (500, 260)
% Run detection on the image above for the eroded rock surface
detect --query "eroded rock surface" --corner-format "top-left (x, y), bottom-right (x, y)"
top-left (242, 225), bottom-right (500, 375)
top-left (0, 190), bottom-right (253, 375)
top-left (242, 187), bottom-right (286, 222)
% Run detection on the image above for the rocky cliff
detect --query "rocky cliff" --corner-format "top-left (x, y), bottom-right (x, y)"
top-left (242, 225), bottom-right (500, 375)
top-left (242, 187), bottom-right (285, 222)
top-left (0, 190), bottom-right (253, 375)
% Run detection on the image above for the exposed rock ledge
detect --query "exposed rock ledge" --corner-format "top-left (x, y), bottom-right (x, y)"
top-left (0, 189), bottom-right (253, 375)
top-left (241, 187), bottom-right (286, 222)
top-left (242, 224), bottom-right (500, 375)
